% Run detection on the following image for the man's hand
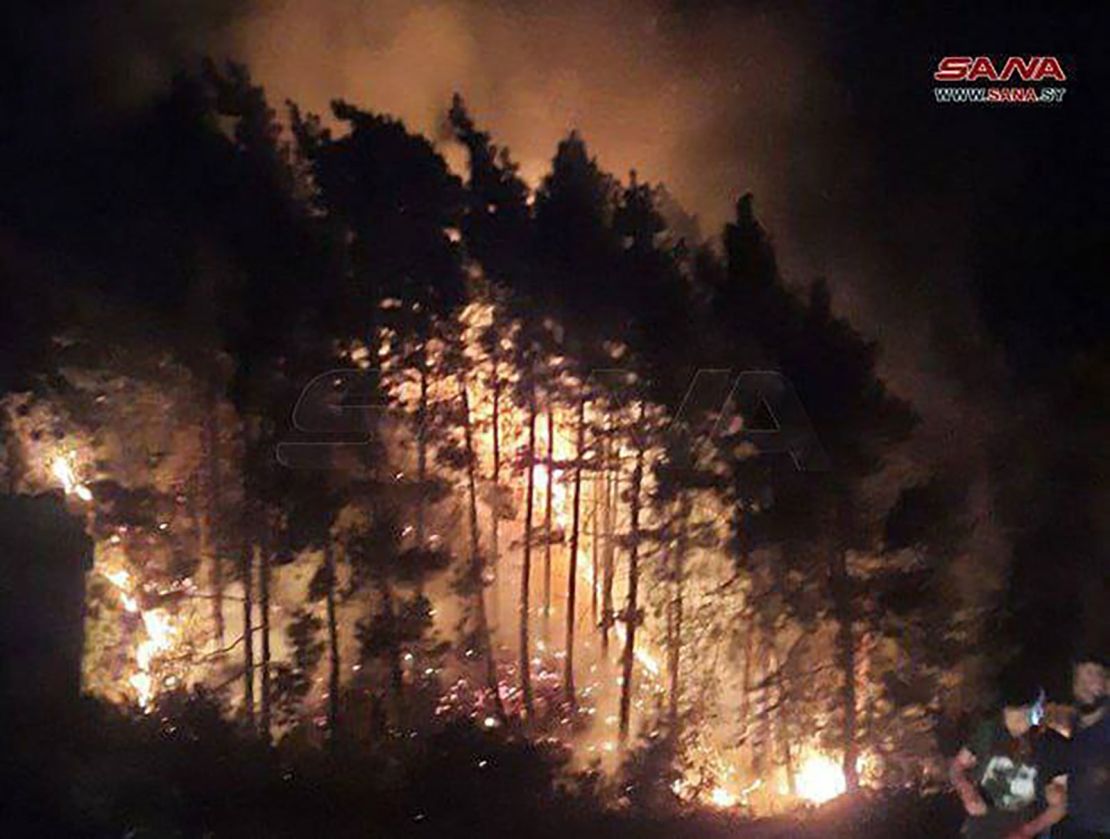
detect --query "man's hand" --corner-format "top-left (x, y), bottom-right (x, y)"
top-left (949, 747), bottom-right (988, 816)
top-left (964, 798), bottom-right (988, 816)
top-left (1005, 776), bottom-right (1067, 839)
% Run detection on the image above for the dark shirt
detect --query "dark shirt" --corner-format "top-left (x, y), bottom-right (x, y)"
top-left (961, 718), bottom-right (1062, 839)
top-left (1068, 709), bottom-right (1110, 831)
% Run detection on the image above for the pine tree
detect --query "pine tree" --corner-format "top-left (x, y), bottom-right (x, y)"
top-left (518, 375), bottom-right (538, 719)
top-left (563, 391), bottom-right (588, 708)
top-left (618, 400), bottom-right (647, 745)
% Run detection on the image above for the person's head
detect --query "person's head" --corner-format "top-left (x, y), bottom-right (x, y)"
top-left (1072, 652), bottom-right (1107, 712)
top-left (998, 676), bottom-right (1045, 736)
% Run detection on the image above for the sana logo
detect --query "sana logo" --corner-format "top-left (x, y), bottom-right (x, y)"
top-left (934, 56), bottom-right (1067, 83)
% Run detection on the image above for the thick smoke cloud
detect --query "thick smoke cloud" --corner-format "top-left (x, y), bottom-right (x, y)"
top-left (233, 1), bottom-right (812, 229)
top-left (220, 1), bottom-right (1001, 429)
top-left (14, 0), bottom-right (980, 417)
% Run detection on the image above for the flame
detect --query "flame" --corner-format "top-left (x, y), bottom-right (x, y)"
top-left (105, 568), bottom-right (131, 589)
top-left (795, 753), bottom-right (846, 804)
top-left (103, 566), bottom-right (178, 708)
top-left (709, 786), bottom-right (736, 808)
top-left (136, 609), bottom-right (175, 671)
top-left (50, 454), bottom-right (92, 501)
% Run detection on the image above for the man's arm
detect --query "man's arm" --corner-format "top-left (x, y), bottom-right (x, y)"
top-left (949, 747), bottom-right (988, 816)
top-left (1005, 776), bottom-right (1067, 839)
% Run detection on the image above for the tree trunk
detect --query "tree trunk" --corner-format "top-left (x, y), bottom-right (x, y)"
top-left (259, 524), bottom-right (272, 741)
top-left (378, 577), bottom-right (404, 710)
top-left (667, 494), bottom-right (689, 732)
top-left (564, 395), bottom-right (586, 708)
top-left (769, 642), bottom-right (797, 795)
top-left (600, 425), bottom-right (616, 656)
top-left (324, 540), bottom-right (340, 743)
top-left (203, 397), bottom-right (225, 646)
top-left (241, 536), bottom-right (255, 727)
top-left (415, 360), bottom-right (429, 595)
top-left (783, 734), bottom-right (798, 796)
top-left (618, 403), bottom-right (646, 746)
top-left (459, 377), bottom-right (506, 722)
top-left (542, 406), bottom-right (555, 640)
top-left (741, 613), bottom-right (753, 740)
top-left (591, 448), bottom-right (600, 630)
top-left (490, 357), bottom-right (502, 623)
top-left (829, 546), bottom-right (859, 790)
top-left (519, 391), bottom-right (537, 718)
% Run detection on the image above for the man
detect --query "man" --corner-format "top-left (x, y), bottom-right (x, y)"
top-left (1058, 653), bottom-right (1109, 839)
top-left (950, 678), bottom-right (1068, 839)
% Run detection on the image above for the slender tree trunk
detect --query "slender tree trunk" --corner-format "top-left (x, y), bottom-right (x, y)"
top-left (667, 494), bottom-right (689, 731)
top-left (542, 406), bottom-right (555, 640)
top-left (783, 733), bottom-right (798, 796)
top-left (240, 415), bottom-right (256, 730)
top-left (664, 547), bottom-right (675, 706)
top-left (203, 396), bottom-right (225, 646)
top-left (415, 361), bottom-right (429, 595)
top-left (600, 428), bottom-right (616, 657)
top-left (618, 403), bottom-right (646, 746)
top-left (519, 391), bottom-right (537, 718)
top-left (829, 546), bottom-right (859, 790)
top-left (741, 614), bottom-right (753, 737)
top-left (259, 524), bottom-right (272, 741)
top-left (564, 395), bottom-right (586, 707)
top-left (378, 576), bottom-right (404, 708)
top-left (241, 534), bottom-right (254, 727)
top-left (591, 447), bottom-right (600, 630)
top-left (490, 358), bottom-right (502, 623)
top-left (324, 540), bottom-right (340, 742)
top-left (773, 640), bottom-right (797, 795)
top-left (459, 377), bottom-right (506, 721)
top-left (766, 642), bottom-right (794, 794)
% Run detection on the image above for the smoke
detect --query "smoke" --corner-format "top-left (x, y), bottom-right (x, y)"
top-left (230, 0), bottom-right (817, 230)
top-left (216, 2), bottom-right (1005, 434)
top-left (19, 0), bottom-right (987, 421)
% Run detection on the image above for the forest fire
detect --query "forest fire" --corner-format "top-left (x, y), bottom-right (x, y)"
top-left (11, 284), bottom-right (915, 813)
top-left (4, 15), bottom-right (1102, 833)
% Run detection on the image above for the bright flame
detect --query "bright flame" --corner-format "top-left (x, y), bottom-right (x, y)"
top-left (105, 569), bottom-right (131, 589)
top-left (50, 454), bottom-right (92, 501)
top-left (795, 753), bottom-right (846, 804)
top-left (709, 786), bottom-right (736, 808)
top-left (102, 566), bottom-right (177, 709)
top-left (129, 608), bottom-right (176, 707)
top-left (136, 609), bottom-right (175, 671)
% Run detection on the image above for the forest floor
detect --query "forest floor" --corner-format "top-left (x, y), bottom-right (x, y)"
top-left (6, 694), bottom-right (964, 838)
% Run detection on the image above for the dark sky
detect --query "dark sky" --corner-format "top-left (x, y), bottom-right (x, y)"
top-left (2, 0), bottom-right (1107, 675)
